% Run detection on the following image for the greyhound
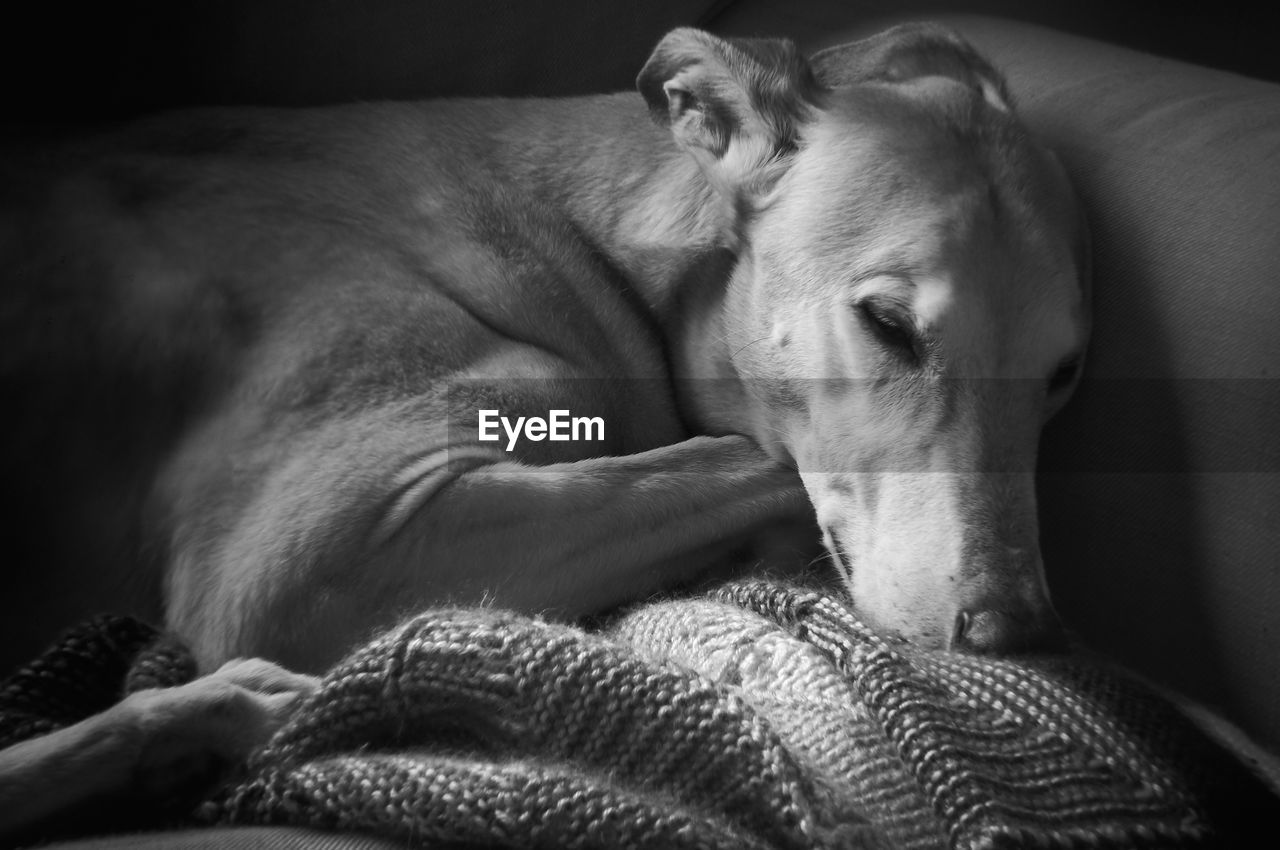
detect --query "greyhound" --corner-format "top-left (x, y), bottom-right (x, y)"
top-left (0, 23), bottom-right (1087, 833)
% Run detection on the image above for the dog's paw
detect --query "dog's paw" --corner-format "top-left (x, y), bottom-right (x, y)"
top-left (124, 658), bottom-right (318, 797)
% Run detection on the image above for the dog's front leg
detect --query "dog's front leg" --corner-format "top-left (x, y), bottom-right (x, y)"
top-left (390, 433), bottom-right (815, 617)
top-left (173, 432), bottom-right (812, 671)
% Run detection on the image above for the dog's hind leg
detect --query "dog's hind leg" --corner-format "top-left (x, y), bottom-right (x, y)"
top-left (0, 658), bottom-right (316, 842)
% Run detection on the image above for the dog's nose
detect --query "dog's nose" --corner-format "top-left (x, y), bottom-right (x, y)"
top-left (949, 607), bottom-right (1068, 655)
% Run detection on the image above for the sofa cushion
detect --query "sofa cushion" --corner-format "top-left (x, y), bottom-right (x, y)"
top-left (713, 3), bottom-right (1280, 751)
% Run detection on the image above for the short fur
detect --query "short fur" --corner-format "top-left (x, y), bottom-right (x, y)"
top-left (0, 24), bottom-right (1090, 836)
top-left (1, 24), bottom-right (1087, 678)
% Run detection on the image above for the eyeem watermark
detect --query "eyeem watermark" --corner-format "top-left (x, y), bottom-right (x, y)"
top-left (478, 409), bottom-right (605, 451)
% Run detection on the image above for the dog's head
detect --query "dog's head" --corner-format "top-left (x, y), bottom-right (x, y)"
top-left (640, 24), bottom-right (1090, 653)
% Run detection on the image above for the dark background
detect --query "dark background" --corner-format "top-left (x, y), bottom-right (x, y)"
top-left (2, 1), bottom-right (1275, 129)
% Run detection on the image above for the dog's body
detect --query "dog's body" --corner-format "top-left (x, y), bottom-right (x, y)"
top-left (4, 92), bottom-right (801, 672)
top-left (1, 24), bottom-right (1089, 835)
top-left (1, 27), bottom-right (1088, 819)
top-left (4, 91), bottom-right (827, 676)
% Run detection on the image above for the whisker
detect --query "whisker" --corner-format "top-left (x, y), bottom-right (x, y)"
top-left (729, 335), bottom-right (772, 362)
top-left (805, 551), bottom-right (833, 570)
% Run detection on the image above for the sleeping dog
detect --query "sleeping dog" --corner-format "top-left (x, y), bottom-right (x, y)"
top-left (0, 22), bottom-right (1087, 832)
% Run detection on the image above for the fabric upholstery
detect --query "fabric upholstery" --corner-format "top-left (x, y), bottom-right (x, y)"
top-left (705, 0), bottom-right (1279, 83)
top-left (714, 3), bottom-right (1280, 750)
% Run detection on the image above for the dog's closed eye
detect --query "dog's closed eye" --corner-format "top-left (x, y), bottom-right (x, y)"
top-left (856, 299), bottom-right (920, 363)
top-left (1047, 356), bottom-right (1081, 393)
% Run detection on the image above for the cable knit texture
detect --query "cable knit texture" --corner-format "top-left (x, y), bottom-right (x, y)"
top-left (0, 614), bottom-right (197, 749)
top-left (1, 582), bottom-right (1275, 848)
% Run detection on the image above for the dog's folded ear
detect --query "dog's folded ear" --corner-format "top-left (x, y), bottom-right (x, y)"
top-left (811, 23), bottom-right (1013, 112)
top-left (637, 28), bottom-right (822, 203)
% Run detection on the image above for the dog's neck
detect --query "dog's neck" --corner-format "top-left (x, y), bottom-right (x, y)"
top-left (493, 93), bottom-right (749, 431)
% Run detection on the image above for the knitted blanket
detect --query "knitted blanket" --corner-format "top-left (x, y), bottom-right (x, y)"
top-left (2, 580), bottom-right (1276, 848)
